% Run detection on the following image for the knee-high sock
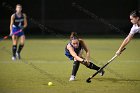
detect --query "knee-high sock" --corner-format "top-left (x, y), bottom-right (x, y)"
top-left (71, 61), bottom-right (80, 76)
top-left (86, 62), bottom-right (100, 71)
top-left (12, 45), bottom-right (17, 57)
top-left (17, 44), bottom-right (24, 53)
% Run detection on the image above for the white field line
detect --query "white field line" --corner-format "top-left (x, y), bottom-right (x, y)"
top-left (0, 60), bottom-right (140, 64)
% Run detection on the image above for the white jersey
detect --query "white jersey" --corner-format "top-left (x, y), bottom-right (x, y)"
top-left (129, 24), bottom-right (140, 35)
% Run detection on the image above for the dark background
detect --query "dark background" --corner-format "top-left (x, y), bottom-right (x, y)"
top-left (0, 0), bottom-right (139, 36)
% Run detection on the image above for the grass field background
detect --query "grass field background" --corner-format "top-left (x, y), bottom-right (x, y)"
top-left (0, 38), bottom-right (140, 93)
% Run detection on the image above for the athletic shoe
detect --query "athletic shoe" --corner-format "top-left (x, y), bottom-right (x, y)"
top-left (99, 69), bottom-right (105, 76)
top-left (12, 56), bottom-right (16, 61)
top-left (69, 75), bottom-right (75, 81)
top-left (16, 52), bottom-right (21, 59)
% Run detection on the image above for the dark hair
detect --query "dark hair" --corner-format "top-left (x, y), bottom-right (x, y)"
top-left (70, 32), bottom-right (79, 40)
top-left (16, 4), bottom-right (22, 8)
top-left (130, 10), bottom-right (140, 17)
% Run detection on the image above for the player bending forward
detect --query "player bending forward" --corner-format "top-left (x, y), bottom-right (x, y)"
top-left (116, 10), bottom-right (140, 55)
top-left (65, 32), bottom-right (105, 81)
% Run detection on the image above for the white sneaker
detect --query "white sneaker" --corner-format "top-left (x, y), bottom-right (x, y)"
top-left (69, 75), bottom-right (75, 81)
top-left (99, 69), bottom-right (105, 76)
top-left (16, 52), bottom-right (21, 59)
top-left (12, 56), bottom-right (16, 61)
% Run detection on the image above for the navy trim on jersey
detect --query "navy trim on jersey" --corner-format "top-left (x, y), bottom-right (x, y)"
top-left (12, 13), bottom-right (25, 37)
top-left (65, 42), bottom-right (83, 60)
top-left (13, 13), bottom-right (24, 28)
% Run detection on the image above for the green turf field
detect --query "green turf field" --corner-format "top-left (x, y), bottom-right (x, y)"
top-left (0, 38), bottom-right (140, 93)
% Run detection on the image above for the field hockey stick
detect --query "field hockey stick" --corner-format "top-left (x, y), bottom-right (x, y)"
top-left (0, 30), bottom-right (22, 42)
top-left (86, 48), bottom-right (126, 83)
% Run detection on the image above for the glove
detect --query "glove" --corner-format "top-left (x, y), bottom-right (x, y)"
top-left (82, 59), bottom-right (88, 64)
top-left (9, 32), bottom-right (13, 36)
top-left (19, 26), bottom-right (24, 31)
top-left (116, 50), bottom-right (122, 56)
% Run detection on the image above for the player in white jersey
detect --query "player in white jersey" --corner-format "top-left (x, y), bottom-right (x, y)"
top-left (116, 10), bottom-right (140, 55)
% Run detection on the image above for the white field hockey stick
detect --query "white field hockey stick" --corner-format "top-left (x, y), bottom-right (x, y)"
top-left (86, 48), bottom-right (126, 83)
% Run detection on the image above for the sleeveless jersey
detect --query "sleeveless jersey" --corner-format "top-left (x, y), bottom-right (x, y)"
top-left (65, 42), bottom-right (83, 60)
